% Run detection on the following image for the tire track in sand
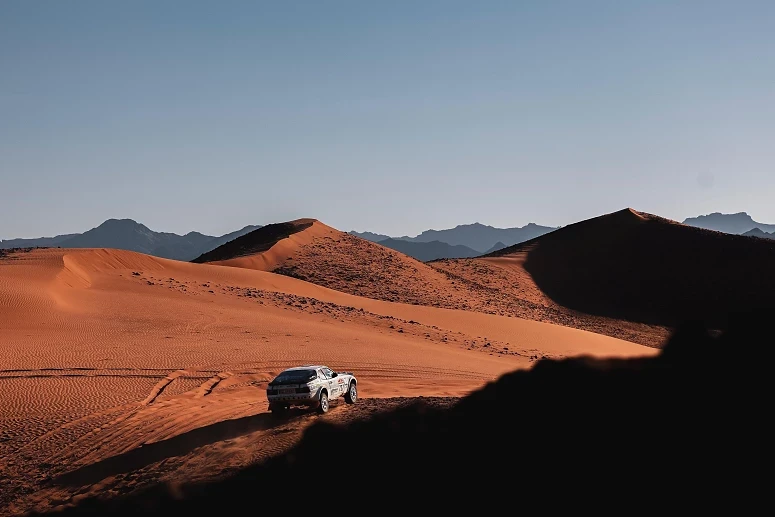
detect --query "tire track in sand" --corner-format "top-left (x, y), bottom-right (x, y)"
top-left (141, 369), bottom-right (189, 406)
top-left (16, 368), bottom-right (221, 457)
top-left (195, 372), bottom-right (233, 398)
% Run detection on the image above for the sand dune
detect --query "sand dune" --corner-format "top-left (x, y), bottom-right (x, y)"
top-left (32, 313), bottom-right (765, 515)
top-left (195, 216), bottom-right (672, 346)
top-left (195, 219), bottom-right (487, 307)
top-left (432, 208), bottom-right (775, 346)
top-left (6, 204), bottom-right (762, 513)
top-left (192, 218), bottom-right (316, 269)
top-left (431, 251), bottom-right (670, 346)
top-left (485, 208), bottom-right (775, 329)
top-left (0, 246), bottom-right (651, 514)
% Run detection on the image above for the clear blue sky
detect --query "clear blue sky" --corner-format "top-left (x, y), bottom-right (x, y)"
top-left (1, 0), bottom-right (773, 239)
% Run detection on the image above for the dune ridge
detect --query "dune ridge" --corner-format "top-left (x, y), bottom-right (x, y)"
top-left (195, 213), bottom-right (679, 346)
top-left (22, 311), bottom-right (768, 515)
top-left (191, 219), bottom-right (315, 265)
top-left (432, 208), bottom-right (775, 345)
top-left (485, 208), bottom-right (775, 328)
top-left (196, 219), bottom-right (493, 309)
top-left (0, 246), bottom-right (651, 514)
top-left (5, 203), bottom-right (767, 513)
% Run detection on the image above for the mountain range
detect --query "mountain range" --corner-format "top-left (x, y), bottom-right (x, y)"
top-left (0, 219), bottom-right (261, 261)
top-left (365, 238), bottom-right (511, 261)
top-left (2, 218), bottom-right (551, 263)
top-left (374, 238), bottom-right (482, 261)
top-left (742, 228), bottom-right (775, 240)
top-left (682, 212), bottom-right (775, 235)
top-left (189, 207), bottom-right (775, 348)
top-left (5, 211), bottom-right (774, 264)
top-left (1, 219), bottom-right (559, 264)
top-left (351, 222), bottom-right (557, 258)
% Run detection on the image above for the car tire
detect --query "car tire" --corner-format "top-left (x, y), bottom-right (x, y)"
top-left (318, 391), bottom-right (329, 414)
top-left (344, 382), bottom-right (357, 404)
top-left (269, 403), bottom-right (286, 414)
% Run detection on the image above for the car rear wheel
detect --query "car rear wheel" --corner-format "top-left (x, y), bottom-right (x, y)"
top-left (318, 391), bottom-right (329, 414)
top-left (344, 382), bottom-right (357, 404)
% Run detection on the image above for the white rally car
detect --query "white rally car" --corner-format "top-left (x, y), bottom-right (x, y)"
top-left (266, 365), bottom-right (357, 414)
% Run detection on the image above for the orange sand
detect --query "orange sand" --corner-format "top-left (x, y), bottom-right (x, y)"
top-left (199, 220), bottom-right (669, 346)
top-left (0, 247), bottom-right (653, 514)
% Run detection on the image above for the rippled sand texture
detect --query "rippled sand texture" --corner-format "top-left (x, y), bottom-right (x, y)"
top-left (0, 247), bottom-right (652, 514)
top-left (200, 219), bottom-right (671, 346)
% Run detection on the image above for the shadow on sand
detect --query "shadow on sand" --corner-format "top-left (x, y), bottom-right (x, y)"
top-left (35, 310), bottom-right (769, 514)
top-left (494, 209), bottom-right (775, 329)
top-left (53, 410), bottom-right (308, 488)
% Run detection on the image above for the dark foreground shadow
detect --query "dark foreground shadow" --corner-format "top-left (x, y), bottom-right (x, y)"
top-left (53, 410), bottom-right (306, 487)
top-left (34, 310), bottom-right (770, 514)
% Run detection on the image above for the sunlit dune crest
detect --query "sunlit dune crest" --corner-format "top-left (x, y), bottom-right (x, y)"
top-left (0, 240), bottom-right (651, 514)
top-left (5, 208), bottom-right (773, 514)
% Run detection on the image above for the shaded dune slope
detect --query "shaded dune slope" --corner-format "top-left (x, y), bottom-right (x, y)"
top-left (193, 216), bottom-right (677, 346)
top-left (2, 246), bottom-right (653, 514)
top-left (487, 208), bottom-right (775, 329)
top-left (192, 210), bottom-right (775, 346)
top-left (192, 219), bottom-right (314, 264)
top-left (34, 311), bottom-right (769, 515)
top-left (193, 219), bottom-right (482, 308)
top-left (431, 251), bottom-right (669, 347)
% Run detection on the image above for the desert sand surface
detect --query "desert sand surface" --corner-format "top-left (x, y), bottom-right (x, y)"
top-left (23, 313), bottom-right (769, 516)
top-left (200, 211), bottom-right (775, 348)
top-left (195, 217), bottom-right (671, 346)
top-left (196, 219), bottom-right (488, 308)
top-left (0, 246), bottom-right (652, 515)
top-left (432, 209), bottom-right (775, 345)
top-left (484, 208), bottom-right (775, 329)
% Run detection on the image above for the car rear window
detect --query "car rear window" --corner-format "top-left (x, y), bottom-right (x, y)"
top-left (272, 369), bottom-right (316, 384)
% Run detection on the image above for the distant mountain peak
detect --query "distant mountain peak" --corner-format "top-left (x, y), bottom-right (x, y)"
top-left (689, 211), bottom-right (753, 220)
top-left (484, 241), bottom-right (507, 254)
top-left (353, 220), bottom-right (556, 254)
top-left (99, 218), bottom-right (141, 226)
top-left (373, 238), bottom-right (482, 262)
top-left (743, 227), bottom-right (775, 240)
top-left (710, 211), bottom-right (748, 216)
top-left (349, 230), bottom-right (392, 243)
top-left (683, 212), bottom-right (774, 235)
top-left (95, 218), bottom-right (152, 232)
top-left (2, 219), bottom-right (264, 261)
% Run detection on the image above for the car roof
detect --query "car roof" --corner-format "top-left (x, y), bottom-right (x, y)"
top-left (283, 365), bottom-right (325, 372)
